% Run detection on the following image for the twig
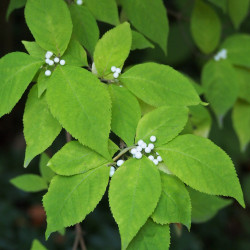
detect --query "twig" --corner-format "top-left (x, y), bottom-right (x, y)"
top-left (112, 146), bottom-right (135, 162)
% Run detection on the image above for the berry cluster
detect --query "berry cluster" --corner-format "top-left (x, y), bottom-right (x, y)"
top-left (214, 48), bottom-right (227, 61)
top-left (111, 66), bottom-right (121, 79)
top-left (44, 51), bottom-right (65, 77)
top-left (76, 0), bottom-right (83, 5)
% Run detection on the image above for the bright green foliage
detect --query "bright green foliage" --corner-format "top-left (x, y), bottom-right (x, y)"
top-left (94, 22), bottom-right (132, 79)
top-left (62, 39), bottom-right (88, 67)
top-left (48, 141), bottom-right (110, 176)
top-left (122, 0), bottom-right (169, 53)
top-left (232, 100), bottom-right (250, 151)
top-left (44, 165), bottom-right (110, 238)
top-left (25, 0), bottom-right (72, 55)
top-left (46, 66), bottom-right (111, 159)
top-left (152, 173), bottom-right (191, 228)
top-left (221, 34), bottom-right (250, 67)
top-left (127, 220), bottom-right (170, 250)
top-left (108, 85), bottom-right (141, 146)
top-left (109, 157), bottom-right (161, 250)
top-left (70, 5), bottom-right (99, 55)
top-left (10, 174), bottom-right (48, 192)
top-left (208, 0), bottom-right (227, 12)
top-left (108, 140), bottom-right (119, 157)
top-left (30, 239), bottom-right (47, 250)
top-left (188, 105), bottom-right (212, 138)
top-left (23, 85), bottom-right (62, 167)
top-left (39, 153), bottom-right (55, 183)
top-left (202, 60), bottom-right (238, 119)
top-left (188, 187), bottom-right (232, 223)
top-left (157, 134), bottom-right (245, 207)
top-left (234, 67), bottom-right (250, 103)
top-left (136, 106), bottom-right (188, 145)
top-left (6, 0), bottom-right (26, 19)
top-left (0, 52), bottom-right (43, 118)
top-left (121, 63), bottom-right (200, 107)
top-left (191, 0), bottom-right (221, 54)
top-left (22, 41), bottom-right (45, 60)
top-left (37, 70), bottom-right (48, 98)
top-left (85, 0), bottom-right (119, 25)
top-left (228, 0), bottom-right (250, 29)
top-left (131, 31), bottom-right (154, 51)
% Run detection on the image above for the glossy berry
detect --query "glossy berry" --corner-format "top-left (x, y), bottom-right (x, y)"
top-left (113, 72), bottom-right (119, 78)
top-left (111, 66), bottom-right (117, 72)
top-left (153, 159), bottom-right (159, 165)
top-left (117, 159), bottom-right (124, 167)
top-left (145, 147), bottom-right (151, 153)
top-left (109, 166), bottom-right (115, 177)
top-left (135, 152), bottom-right (142, 159)
top-left (138, 139), bottom-right (144, 146)
top-left (148, 155), bottom-right (154, 161)
top-left (116, 68), bottom-right (121, 74)
top-left (150, 135), bottom-right (156, 142)
top-left (131, 148), bottom-right (137, 155)
top-left (148, 143), bottom-right (154, 150)
top-left (157, 156), bottom-right (162, 162)
top-left (54, 57), bottom-right (60, 63)
top-left (45, 70), bottom-right (51, 76)
top-left (60, 60), bottom-right (66, 65)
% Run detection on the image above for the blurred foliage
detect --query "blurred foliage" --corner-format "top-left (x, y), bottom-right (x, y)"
top-left (0, 0), bottom-right (250, 249)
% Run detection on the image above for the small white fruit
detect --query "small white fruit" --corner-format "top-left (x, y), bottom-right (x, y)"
top-left (150, 135), bottom-right (156, 142)
top-left (45, 70), bottom-right (51, 76)
top-left (109, 166), bottom-right (115, 177)
top-left (135, 152), bottom-right (142, 159)
top-left (117, 160), bottom-right (124, 167)
top-left (153, 159), bottom-right (159, 165)
top-left (111, 66), bottom-right (117, 72)
top-left (113, 72), bottom-right (119, 78)
top-left (148, 143), bottom-right (154, 150)
top-left (54, 57), bottom-right (60, 63)
top-left (116, 68), bottom-right (121, 74)
top-left (157, 156), bottom-right (162, 162)
top-left (141, 142), bottom-right (147, 149)
top-left (148, 155), bottom-right (154, 161)
top-left (48, 60), bottom-right (54, 66)
top-left (131, 148), bottom-right (137, 155)
top-left (145, 147), bottom-right (151, 153)
top-left (45, 51), bottom-right (53, 59)
top-left (138, 139), bottom-right (144, 146)
top-left (136, 146), bottom-right (142, 152)
top-left (60, 59), bottom-right (66, 65)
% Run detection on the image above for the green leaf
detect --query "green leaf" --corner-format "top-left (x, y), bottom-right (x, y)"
top-left (122, 0), bottom-right (169, 53)
top-left (48, 141), bottom-right (110, 176)
top-left (157, 134), bottom-right (245, 207)
top-left (108, 85), bottom-right (141, 146)
top-left (188, 187), bottom-right (232, 223)
top-left (70, 5), bottom-right (99, 55)
top-left (208, 0), bottom-right (227, 12)
top-left (152, 173), bottom-right (191, 228)
top-left (108, 140), bottom-right (119, 158)
top-left (46, 66), bottom-right (111, 159)
top-left (39, 153), bottom-right (55, 183)
top-left (228, 0), bottom-right (250, 29)
top-left (30, 239), bottom-right (47, 250)
top-left (43, 165), bottom-right (110, 238)
top-left (37, 70), bottom-right (48, 98)
top-left (221, 34), bottom-right (250, 68)
top-left (10, 174), bottom-right (48, 192)
top-left (121, 63), bottom-right (200, 107)
top-left (232, 100), bottom-right (250, 151)
top-left (127, 219), bottom-right (170, 250)
top-left (109, 157), bottom-right (161, 249)
top-left (136, 106), bottom-right (188, 146)
top-left (131, 31), bottom-right (154, 51)
top-left (85, 0), bottom-right (119, 25)
top-left (6, 0), bottom-right (26, 20)
top-left (188, 105), bottom-right (212, 138)
top-left (191, 0), bottom-right (221, 54)
top-left (234, 66), bottom-right (250, 103)
top-left (0, 52), bottom-right (43, 118)
top-left (22, 41), bottom-right (46, 60)
top-left (202, 60), bottom-right (238, 119)
top-left (23, 85), bottom-right (61, 167)
top-left (93, 22), bottom-right (132, 79)
top-left (61, 39), bottom-right (88, 67)
top-left (25, 0), bottom-right (72, 55)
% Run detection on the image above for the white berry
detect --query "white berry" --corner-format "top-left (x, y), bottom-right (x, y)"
top-left (148, 155), bottom-right (154, 161)
top-left (138, 139), bottom-right (144, 146)
top-left (76, 0), bottom-right (83, 5)
top-left (135, 152), bottom-right (142, 159)
top-left (116, 68), bottom-right (121, 74)
top-left (150, 136), bottom-right (156, 142)
top-left (111, 66), bottom-right (117, 72)
top-left (141, 142), bottom-right (147, 149)
top-left (157, 156), bottom-right (162, 162)
top-left (54, 57), bottom-right (60, 63)
top-left (148, 143), bottom-right (154, 150)
top-left (145, 147), bottom-right (151, 153)
top-left (117, 160), bottom-right (124, 167)
top-left (131, 148), bottom-right (137, 155)
top-left (113, 72), bottom-right (119, 78)
top-left (45, 58), bottom-right (50, 64)
top-left (48, 60), bottom-right (54, 66)
top-left (45, 70), bottom-right (51, 76)
top-left (60, 59), bottom-right (66, 65)
top-left (156, 152), bottom-right (159, 156)
top-left (153, 159), bottom-right (159, 165)
top-left (109, 166), bottom-right (115, 177)
top-left (45, 51), bottom-right (53, 59)
top-left (136, 146), bottom-right (142, 152)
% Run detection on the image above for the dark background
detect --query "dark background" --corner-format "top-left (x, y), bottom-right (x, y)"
top-left (0, 0), bottom-right (250, 249)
